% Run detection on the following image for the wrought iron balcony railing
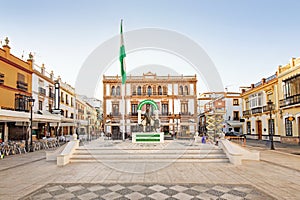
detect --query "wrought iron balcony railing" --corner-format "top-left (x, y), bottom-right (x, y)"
top-left (280, 94), bottom-right (300, 108)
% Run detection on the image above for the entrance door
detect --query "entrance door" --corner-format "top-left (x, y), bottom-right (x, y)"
top-left (163, 126), bottom-right (169, 134)
top-left (256, 120), bottom-right (262, 140)
top-left (112, 126), bottom-right (120, 140)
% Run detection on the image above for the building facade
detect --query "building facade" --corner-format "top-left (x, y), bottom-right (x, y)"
top-left (0, 38), bottom-right (33, 142)
top-left (103, 72), bottom-right (198, 139)
top-left (277, 57), bottom-right (300, 144)
top-left (32, 63), bottom-right (61, 139)
top-left (198, 92), bottom-right (243, 135)
top-left (241, 73), bottom-right (279, 141)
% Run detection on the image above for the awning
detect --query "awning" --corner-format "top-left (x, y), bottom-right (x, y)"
top-left (34, 111), bottom-right (61, 123)
top-left (227, 121), bottom-right (244, 127)
top-left (60, 122), bottom-right (76, 127)
top-left (0, 109), bottom-right (30, 122)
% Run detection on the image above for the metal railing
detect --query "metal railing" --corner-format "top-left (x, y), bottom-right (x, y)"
top-left (279, 94), bottom-right (300, 108)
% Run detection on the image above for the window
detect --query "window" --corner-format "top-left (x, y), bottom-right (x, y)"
top-left (158, 86), bottom-right (162, 95)
top-left (65, 110), bottom-right (68, 118)
top-left (137, 86), bottom-right (141, 95)
top-left (285, 118), bottom-right (293, 136)
top-left (70, 97), bottom-right (74, 106)
top-left (147, 86), bottom-right (152, 96)
top-left (268, 119), bottom-right (274, 136)
top-left (16, 73), bottom-right (28, 91)
top-left (131, 104), bottom-right (137, 114)
top-left (116, 86), bottom-right (120, 96)
top-left (247, 121), bottom-right (251, 134)
top-left (70, 113), bottom-right (74, 119)
top-left (61, 92), bottom-right (64, 102)
top-left (38, 100), bottom-right (43, 110)
top-left (112, 103), bottom-right (119, 115)
top-left (65, 94), bottom-right (69, 105)
top-left (181, 102), bottom-right (188, 114)
top-left (249, 92), bottom-right (263, 108)
top-left (111, 86), bottom-right (116, 96)
top-left (15, 94), bottom-right (29, 111)
top-left (132, 85), bottom-right (136, 95)
top-left (162, 104), bottom-right (168, 115)
top-left (179, 86), bottom-right (183, 95)
top-left (184, 85), bottom-right (189, 95)
top-left (233, 99), bottom-right (239, 106)
top-left (233, 111), bottom-right (239, 120)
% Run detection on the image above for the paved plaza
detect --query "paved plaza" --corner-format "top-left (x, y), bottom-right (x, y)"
top-left (0, 139), bottom-right (300, 200)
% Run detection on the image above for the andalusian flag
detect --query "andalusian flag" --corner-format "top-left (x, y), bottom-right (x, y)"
top-left (119, 20), bottom-right (126, 85)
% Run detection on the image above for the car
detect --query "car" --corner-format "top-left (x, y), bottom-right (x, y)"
top-left (225, 131), bottom-right (246, 138)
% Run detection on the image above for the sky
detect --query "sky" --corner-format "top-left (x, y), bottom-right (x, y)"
top-left (1, 0), bottom-right (300, 97)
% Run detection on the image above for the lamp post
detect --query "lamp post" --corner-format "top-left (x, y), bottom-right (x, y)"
top-left (28, 97), bottom-right (35, 151)
top-left (267, 100), bottom-right (275, 150)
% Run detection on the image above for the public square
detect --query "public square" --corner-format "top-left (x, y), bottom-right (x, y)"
top-left (0, 139), bottom-right (300, 200)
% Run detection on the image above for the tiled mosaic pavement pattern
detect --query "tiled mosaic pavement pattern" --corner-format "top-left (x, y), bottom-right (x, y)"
top-left (22, 183), bottom-right (276, 200)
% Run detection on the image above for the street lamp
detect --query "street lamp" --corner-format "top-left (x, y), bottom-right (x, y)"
top-left (28, 97), bottom-right (35, 151)
top-left (267, 100), bottom-right (275, 150)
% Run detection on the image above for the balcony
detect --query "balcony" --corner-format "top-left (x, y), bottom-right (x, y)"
top-left (243, 110), bottom-right (251, 116)
top-left (132, 92), bottom-right (168, 96)
top-left (251, 107), bottom-right (262, 114)
top-left (129, 112), bottom-right (138, 116)
top-left (110, 112), bottom-right (121, 116)
top-left (16, 81), bottom-right (28, 91)
top-left (180, 112), bottom-right (191, 116)
top-left (280, 94), bottom-right (300, 108)
top-left (38, 87), bottom-right (46, 96)
top-left (263, 104), bottom-right (276, 112)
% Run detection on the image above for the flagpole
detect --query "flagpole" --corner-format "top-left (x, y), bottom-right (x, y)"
top-left (119, 19), bottom-right (127, 141)
top-left (122, 84), bottom-right (125, 141)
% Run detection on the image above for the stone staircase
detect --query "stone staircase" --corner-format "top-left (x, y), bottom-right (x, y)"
top-left (69, 141), bottom-right (229, 164)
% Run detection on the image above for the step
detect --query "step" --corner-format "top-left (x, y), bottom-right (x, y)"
top-left (73, 149), bottom-right (224, 155)
top-left (70, 158), bottom-right (229, 163)
top-left (71, 153), bottom-right (227, 159)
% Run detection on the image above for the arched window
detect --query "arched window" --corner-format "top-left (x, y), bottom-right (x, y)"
top-left (158, 86), bottom-right (162, 95)
top-left (116, 86), bottom-right (120, 96)
top-left (137, 86), bottom-right (141, 95)
top-left (111, 86), bottom-right (116, 96)
top-left (147, 86), bottom-right (152, 96)
top-left (132, 85), bottom-right (136, 95)
top-left (184, 85), bottom-right (189, 95)
top-left (179, 86), bottom-right (183, 95)
top-left (163, 86), bottom-right (167, 95)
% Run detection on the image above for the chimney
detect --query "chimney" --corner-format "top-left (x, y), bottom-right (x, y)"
top-left (251, 84), bottom-right (254, 89)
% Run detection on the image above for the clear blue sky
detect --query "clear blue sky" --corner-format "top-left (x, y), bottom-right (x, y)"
top-left (1, 0), bottom-right (300, 93)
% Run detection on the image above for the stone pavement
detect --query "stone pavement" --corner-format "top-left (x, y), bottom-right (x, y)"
top-left (0, 139), bottom-right (299, 200)
top-left (22, 183), bottom-right (275, 200)
top-left (245, 139), bottom-right (300, 172)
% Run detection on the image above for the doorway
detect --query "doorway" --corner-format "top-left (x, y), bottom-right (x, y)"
top-left (256, 120), bottom-right (262, 140)
top-left (112, 126), bottom-right (120, 140)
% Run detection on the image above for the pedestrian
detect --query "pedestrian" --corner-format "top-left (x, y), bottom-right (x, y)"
top-left (201, 134), bottom-right (206, 144)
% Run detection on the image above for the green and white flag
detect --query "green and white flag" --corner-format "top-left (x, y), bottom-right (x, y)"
top-left (119, 20), bottom-right (126, 85)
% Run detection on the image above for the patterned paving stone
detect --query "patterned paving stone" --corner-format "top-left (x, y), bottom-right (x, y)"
top-left (21, 183), bottom-right (276, 200)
